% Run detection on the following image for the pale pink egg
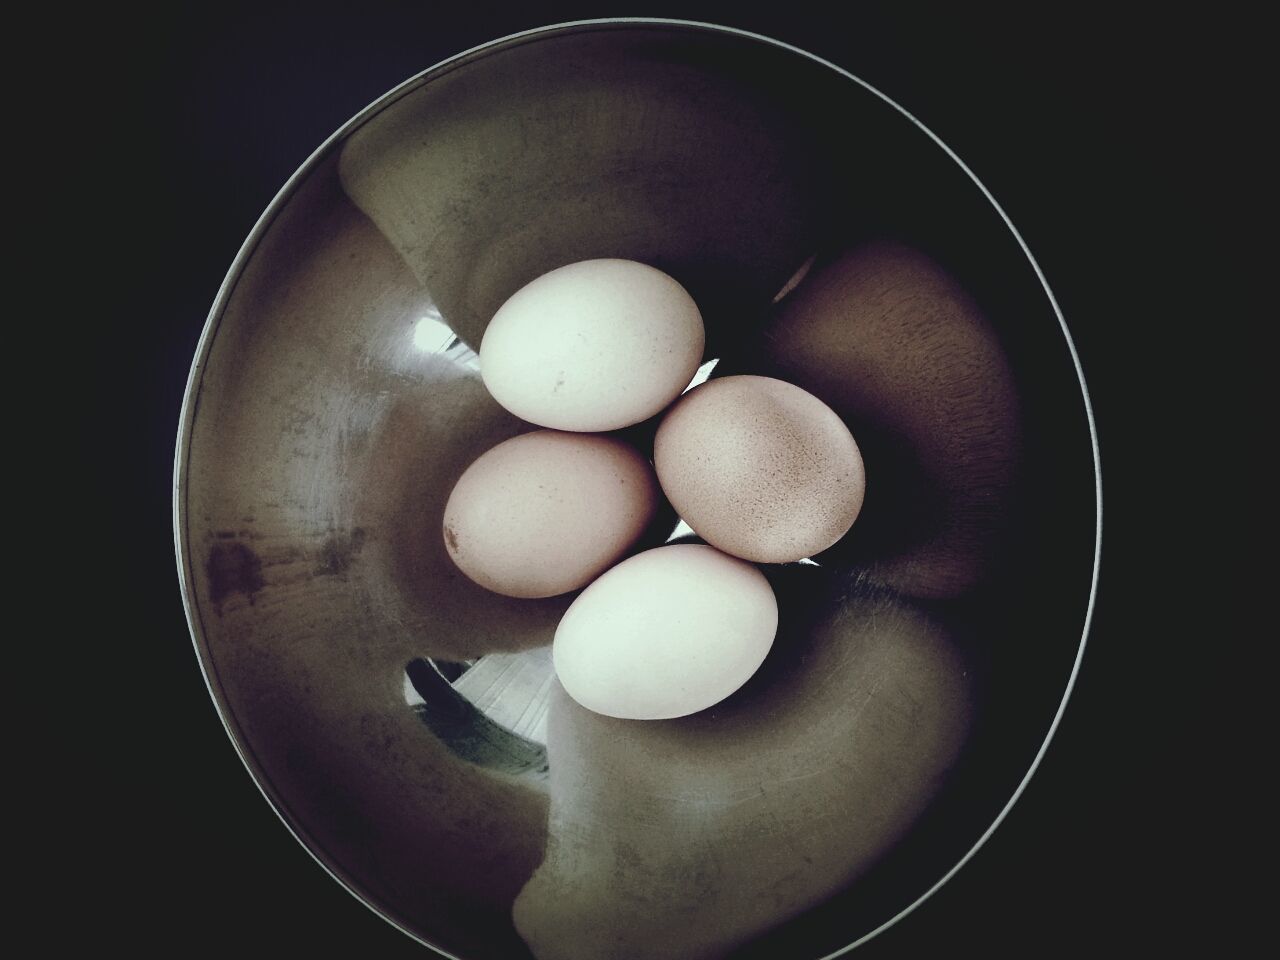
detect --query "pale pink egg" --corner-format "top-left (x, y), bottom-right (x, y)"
top-left (443, 430), bottom-right (660, 598)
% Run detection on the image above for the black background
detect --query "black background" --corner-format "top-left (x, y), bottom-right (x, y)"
top-left (78, 1), bottom-right (1246, 956)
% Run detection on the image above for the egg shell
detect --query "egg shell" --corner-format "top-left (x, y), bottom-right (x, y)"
top-left (479, 259), bottom-right (705, 432)
top-left (654, 375), bottom-right (866, 563)
top-left (443, 430), bottom-right (661, 598)
top-left (553, 544), bottom-right (778, 720)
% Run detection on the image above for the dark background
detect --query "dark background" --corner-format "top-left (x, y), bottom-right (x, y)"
top-left (82, 1), bottom-right (1244, 956)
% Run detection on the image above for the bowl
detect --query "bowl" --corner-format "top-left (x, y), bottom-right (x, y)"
top-left (175, 19), bottom-right (1098, 959)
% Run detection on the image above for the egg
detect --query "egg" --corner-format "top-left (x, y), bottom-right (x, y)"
top-left (553, 544), bottom-right (778, 720)
top-left (443, 430), bottom-right (661, 598)
top-left (479, 259), bottom-right (705, 431)
top-left (654, 375), bottom-right (865, 563)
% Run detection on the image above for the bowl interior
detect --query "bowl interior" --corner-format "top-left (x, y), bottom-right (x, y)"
top-left (178, 22), bottom-right (1096, 960)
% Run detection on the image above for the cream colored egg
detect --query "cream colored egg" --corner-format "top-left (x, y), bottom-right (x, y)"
top-left (553, 544), bottom-right (777, 720)
top-left (479, 259), bottom-right (705, 432)
top-left (654, 375), bottom-right (866, 564)
top-left (443, 430), bottom-right (660, 599)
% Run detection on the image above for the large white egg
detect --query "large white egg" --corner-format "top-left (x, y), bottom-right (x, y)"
top-left (553, 544), bottom-right (778, 720)
top-left (479, 259), bottom-right (705, 432)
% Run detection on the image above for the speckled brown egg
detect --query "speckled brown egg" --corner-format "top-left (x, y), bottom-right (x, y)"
top-left (443, 430), bottom-right (661, 598)
top-left (654, 375), bottom-right (865, 563)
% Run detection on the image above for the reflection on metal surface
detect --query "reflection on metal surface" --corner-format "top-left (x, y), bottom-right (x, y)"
top-left (450, 647), bottom-right (555, 744)
top-left (666, 518), bottom-right (695, 541)
top-left (413, 309), bottom-right (480, 369)
top-left (413, 313), bottom-right (455, 351)
top-left (772, 253), bottom-right (817, 304)
top-left (683, 357), bottom-right (719, 394)
top-left (514, 570), bottom-right (974, 960)
top-left (406, 658), bottom-right (550, 778)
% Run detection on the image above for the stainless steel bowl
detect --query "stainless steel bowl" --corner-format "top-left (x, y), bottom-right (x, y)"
top-left (175, 19), bottom-right (1098, 959)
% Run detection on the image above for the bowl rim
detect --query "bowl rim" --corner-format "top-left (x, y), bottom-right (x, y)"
top-left (172, 16), bottom-right (1102, 960)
